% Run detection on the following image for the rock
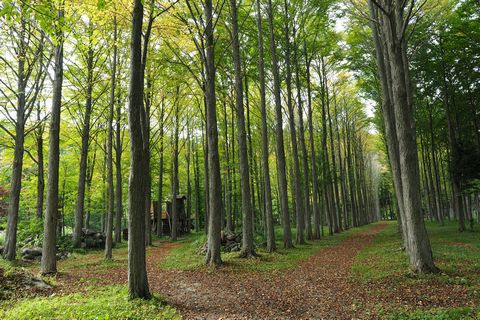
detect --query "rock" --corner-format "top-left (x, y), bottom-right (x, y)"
top-left (21, 254), bottom-right (41, 261)
top-left (29, 277), bottom-right (52, 290)
top-left (21, 247), bottom-right (43, 257)
top-left (82, 228), bottom-right (97, 237)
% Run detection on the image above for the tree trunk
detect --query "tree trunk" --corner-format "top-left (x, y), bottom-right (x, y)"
top-left (194, 142), bottom-right (201, 232)
top-left (230, 0), bottom-right (255, 257)
top-left (127, 0), bottom-right (150, 299)
top-left (294, 33), bottom-right (312, 240)
top-left (105, 15), bottom-right (117, 259)
top-left (369, 1), bottom-right (436, 273)
top-left (204, 0), bottom-right (223, 267)
top-left (267, 0), bottom-right (293, 248)
top-left (41, 6), bottom-right (64, 274)
top-left (114, 83), bottom-right (123, 243)
top-left (157, 100), bottom-right (165, 237)
top-left (36, 108), bottom-right (45, 220)
top-left (171, 87), bottom-right (180, 241)
top-left (256, 0), bottom-right (275, 252)
top-left (284, 0), bottom-right (305, 245)
top-left (73, 33), bottom-right (95, 248)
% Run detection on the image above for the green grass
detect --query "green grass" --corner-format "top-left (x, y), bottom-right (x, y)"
top-left (159, 223), bottom-right (379, 272)
top-left (383, 307), bottom-right (480, 320)
top-left (352, 220), bottom-right (480, 319)
top-left (351, 222), bottom-right (408, 282)
top-left (352, 221), bottom-right (480, 285)
top-left (0, 286), bottom-right (180, 320)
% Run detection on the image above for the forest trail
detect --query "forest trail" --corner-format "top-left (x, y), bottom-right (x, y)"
top-left (149, 223), bottom-right (388, 320)
top-left (56, 222), bottom-right (475, 319)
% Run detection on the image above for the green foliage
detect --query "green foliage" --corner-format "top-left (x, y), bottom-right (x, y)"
top-left (0, 286), bottom-right (180, 320)
top-left (16, 218), bottom-right (43, 247)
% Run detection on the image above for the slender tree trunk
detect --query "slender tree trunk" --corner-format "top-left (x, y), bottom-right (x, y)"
top-left (222, 96), bottom-right (232, 232)
top-left (266, 0), bottom-right (293, 248)
top-left (245, 73), bottom-right (256, 222)
top-left (283, 0), bottom-right (305, 244)
top-left (294, 34), bottom-right (312, 240)
top-left (3, 11), bottom-right (28, 261)
top-left (194, 142), bottom-right (201, 232)
top-left (144, 75), bottom-right (152, 246)
top-left (327, 86), bottom-right (341, 232)
top-left (73, 34), bottom-right (95, 248)
top-left (428, 105), bottom-right (444, 224)
top-left (36, 108), bottom-right (45, 220)
top-left (202, 128), bottom-right (209, 235)
top-left (304, 50), bottom-right (321, 240)
top-left (127, 0), bottom-right (150, 299)
top-left (230, 0), bottom-right (255, 257)
top-left (105, 16), bottom-right (117, 259)
top-left (4, 72), bottom-right (25, 262)
top-left (333, 89), bottom-right (347, 230)
top-left (186, 128), bottom-right (192, 233)
top-left (85, 151), bottom-right (96, 229)
top-left (256, 0), bottom-right (275, 252)
top-left (157, 100), bottom-right (165, 237)
top-left (41, 6), bottom-right (64, 274)
top-left (204, 0), bottom-right (223, 266)
top-left (171, 88), bottom-right (180, 241)
top-left (114, 84), bottom-right (123, 243)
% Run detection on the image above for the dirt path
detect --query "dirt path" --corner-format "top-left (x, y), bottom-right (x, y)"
top-left (56, 223), bottom-right (477, 319)
top-left (149, 224), bottom-right (387, 319)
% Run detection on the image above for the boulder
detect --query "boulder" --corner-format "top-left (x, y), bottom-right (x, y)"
top-left (22, 247), bottom-right (42, 257)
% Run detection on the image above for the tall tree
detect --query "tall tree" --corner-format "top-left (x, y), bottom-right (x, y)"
top-left (230, 0), bottom-right (255, 258)
top-left (367, 0), bottom-right (436, 273)
top-left (204, 0), bottom-right (223, 267)
top-left (2, 4), bottom-right (47, 260)
top-left (284, 0), bottom-right (305, 244)
top-left (105, 15), bottom-right (117, 259)
top-left (128, 0), bottom-right (150, 299)
top-left (256, 0), bottom-right (276, 252)
top-left (41, 4), bottom-right (64, 275)
top-left (267, 0), bottom-right (293, 248)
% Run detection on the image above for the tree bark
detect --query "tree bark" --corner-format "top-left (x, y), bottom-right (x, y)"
top-left (256, 0), bottom-right (276, 252)
top-left (157, 100), bottom-right (165, 237)
top-left (171, 87), bottom-right (180, 241)
top-left (36, 107), bottom-right (45, 220)
top-left (267, 0), bottom-right (293, 248)
top-left (127, 0), bottom-right (150, 299)
top-left (204, 0), bottom-right (223, 266)
top-left (284, 0), bottom-right (305, 244)
top-left (41, 6), bottom-right (64, 275)
top-left (368, 0), bottom-right (436, 273)
top-left (105, 15), bottom-right (117, 259)
top-left (73, 29), bottom-right (95, 248)
top-left (230, 0), bottom-right (256, 257)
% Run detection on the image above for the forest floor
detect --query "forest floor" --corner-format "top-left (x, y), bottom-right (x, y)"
top-left (1, 221), bottom-right (479, 319)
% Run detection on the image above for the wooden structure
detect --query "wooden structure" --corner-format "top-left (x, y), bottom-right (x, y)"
top-left (152, 195), bottom-right (188, 236)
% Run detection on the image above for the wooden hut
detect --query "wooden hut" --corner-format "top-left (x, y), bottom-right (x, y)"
top-left (152, 195), bottom-right (188, 236)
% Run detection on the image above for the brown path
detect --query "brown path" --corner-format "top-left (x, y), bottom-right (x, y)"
top-left (57, 223), bottom-right (477, 319)
top-left (149, 224), bottom-right (387, 319)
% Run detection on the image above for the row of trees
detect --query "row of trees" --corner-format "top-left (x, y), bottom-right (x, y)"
top-left (0, 0), bottom-right (383, 298)
top-left (4, 0), bottom-right (477, 300)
